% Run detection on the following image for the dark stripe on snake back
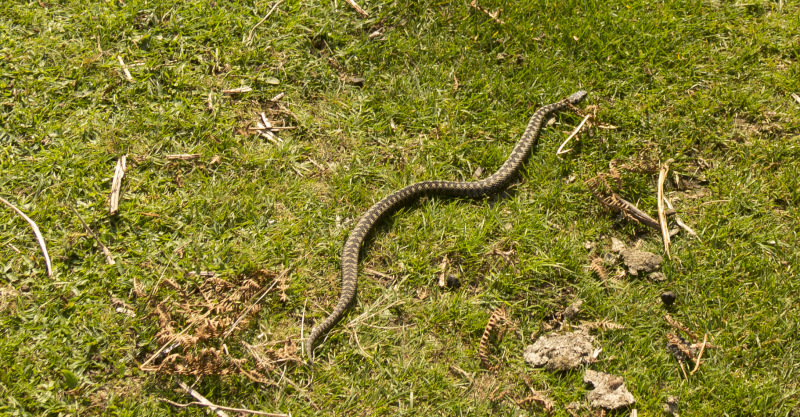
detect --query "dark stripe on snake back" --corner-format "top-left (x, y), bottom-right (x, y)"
top-left (306, 90), bottom-right (587, 358)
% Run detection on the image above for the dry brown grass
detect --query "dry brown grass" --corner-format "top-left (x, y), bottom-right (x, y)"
top-left (140, 270), bottom-right (299, 380)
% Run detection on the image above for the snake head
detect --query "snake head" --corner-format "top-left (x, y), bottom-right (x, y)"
top-left (567, 90), bottom-right (588, 104)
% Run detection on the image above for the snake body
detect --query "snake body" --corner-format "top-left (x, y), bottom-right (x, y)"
top-left (306, 90), bottom-right (587, 358)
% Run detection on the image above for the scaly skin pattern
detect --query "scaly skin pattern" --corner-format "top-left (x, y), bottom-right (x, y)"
top-left (306, 91), bottom-right (588, 359)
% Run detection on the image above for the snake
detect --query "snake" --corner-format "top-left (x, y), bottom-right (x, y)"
top-left (306, 90), bottom-right (588, 359)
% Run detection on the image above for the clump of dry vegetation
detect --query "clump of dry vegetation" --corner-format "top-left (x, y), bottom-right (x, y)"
top-left (140, 270), bottom-right (299, 380)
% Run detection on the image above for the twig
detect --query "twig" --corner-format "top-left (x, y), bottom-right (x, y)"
top-left (117, 55), bottom-right (133, 82)
top-left (167, 154), bottom-right (202, 161)
top-left (449, 364), bottom-right (474, 384)
top-left (109, 155), bottom-right (126, 216)
top-left (222, 86), bottom-right (253, 95)
top-left (70, 205), bottom-right (115, 265)
top-left (675, 217), bottom-right (698, 238)
top-left (344, 0), bottom-right (368, 17)
top-left (701, 199), bottom-right (730, 205)
top-left (364, 268), bottom-right (394, 282)
top-left (160, 397), bottom-right (289, 417)
top-left (588, 185), bottom-right (661, 230)
top-left (257, 112), bottom-right (282, 143)
top-left (247, 126), bottom-right (297, 131)
top-left (664, 314), bottom-right (699, 340)
top-left (270, 92), bottom-right (285, 102)
top-left (245, 0), bottom-right (285, 43)
top-left (0, 196), bottom-right (53, 277)
top-left (663, 197), bottom-right (699, 240)
top-left (792, 93), bottom-right (800, 105)
top-left (176, 380), bottom-right (230, 417)
top-left (615, 195), bottom-right (661, 230)
top-left (657, 160), bottom-right (673, 259)
top-left (437, 257), bottom-right (449, 288)
top-left (187, 271), bottom-right (216, 277)
top-left (690, 333), bottom-right (708, 375)
top-left (300, 298), bottom-right (307, 357)
top-left (206, 92), bottom-right (214, 111)
top-left (556, 114), bottom-right (591, 155)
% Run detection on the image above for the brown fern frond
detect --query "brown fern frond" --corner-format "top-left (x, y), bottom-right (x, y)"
top-left (478, 308), bottom-right (509, 371)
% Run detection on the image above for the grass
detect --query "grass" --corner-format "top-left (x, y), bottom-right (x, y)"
top-left (1, 0), bottom-right (799, 415)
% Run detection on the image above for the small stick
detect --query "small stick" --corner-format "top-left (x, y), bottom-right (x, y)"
top-left (344, 0), bottom-right (369, 17)
top-left (690, 333), bottom-right (708, 375)
top-left (167, 154), bottom-right (202, 161)
top-left (364, 268), bottom-right (394, 282)
top-left (300, 298), bottom-right (307, 357)
top-left (117, 55), bottom-right (133, 82)
top-left (260, 112), bottom-right (272, 128)
top-left (556, 114), bottom-right (591, 155)
top-left (222, 86), bottom-right (253, 94)
top-left (678, 360), bottom-right (688, 379)
top-left (0, 196), bottom-right (53, 277)
top-left (109, 155), bottom-right (126, 216)
top-left (270, 92), bottom-right (285, 102)
top-left (449, 364), bottom-right (475, 384)
top-left (206, 92), bottom-right (214, 111)
top-left (663, 197), bottom-right (699, 240)
top-left (175, 380), bottom-right (231, 417)
top-left (792, 93), bottom-right (800, 105)
top-left (70, 205), bottom-right (115, 265)
top-left (437, 257), bottom-right (449, 288)
top-left (258, 112), bottom-right (282, 143)
top-left (247, 126), bottom-right (297, 131)
top-left (657, 160), bottom-right (673, 259)
top-left (675, 217), bottom-right (698, 238)
top-left (160, 397), bottom-right (289, 417)
top-left (187, 271), bottom-right (216, 277)
top-left (245, 0), bottom-right (285, 43)
top-left (615, 195), bottom-right (661, 230)
top-left (588, 186), bottom-right (661, 230)
top-left (664, 314), bottom-right (699, 341)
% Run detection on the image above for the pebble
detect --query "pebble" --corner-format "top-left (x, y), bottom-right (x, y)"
top-left (661, 291), bottom-right (676, 306)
